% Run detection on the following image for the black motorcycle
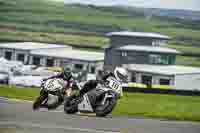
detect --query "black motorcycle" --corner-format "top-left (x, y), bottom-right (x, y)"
top-left (64, 77), bottom-right (122, 117)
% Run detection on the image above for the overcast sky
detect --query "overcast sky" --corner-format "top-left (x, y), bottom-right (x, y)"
top-left (64, 0), bottom-right (200, 11)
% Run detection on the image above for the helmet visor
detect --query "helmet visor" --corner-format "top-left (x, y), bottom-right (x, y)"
top-left (117, 71), bottom-right (128, 82)
top-left (63, 67), bottom-right (72, 80)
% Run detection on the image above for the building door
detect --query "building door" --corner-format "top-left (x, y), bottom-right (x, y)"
top-left (5, 51), bottom-right (12, 60)
top-left (90, 66), bottom-right (96, 74)
top-left (142, 75), bottom-right (152, 86)
top-left (131, 73), bottom-right (136, 82)
top-left (17, 53), bottom-right (25, 63)
top-left (46, 58), bottom-right (54, 67)
top-left (159, 79), bottom-right (170, 85)
top-left (32, 56), bottom-right (41, 66)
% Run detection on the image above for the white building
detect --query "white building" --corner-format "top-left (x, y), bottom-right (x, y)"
top-left (30, 47), bottom-right (104, 74)
top-left (123, 64), bottom-right (200, 91)
top-left (0, 42), bottom-right (68, 64)
top-left (0, 42), bottom-right (104, 77)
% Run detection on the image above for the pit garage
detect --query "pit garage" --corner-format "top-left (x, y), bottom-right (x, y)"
top-left (123, 64), bottom-right (200, 91)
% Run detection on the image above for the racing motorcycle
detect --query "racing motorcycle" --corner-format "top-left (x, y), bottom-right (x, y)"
top-left (33, 78), bottom-right (70, 110)
top-left (64, 77), bottom-right (122, 117)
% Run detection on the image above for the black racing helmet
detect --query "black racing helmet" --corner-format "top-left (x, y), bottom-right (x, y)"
top-left (63, 66), bottom-right (72, 80)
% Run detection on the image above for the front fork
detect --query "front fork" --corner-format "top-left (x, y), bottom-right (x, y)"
top-left (101, 93), bottom-right (113, 105)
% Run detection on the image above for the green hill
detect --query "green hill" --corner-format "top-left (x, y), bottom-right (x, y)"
top-left (1, 0), bottom-right (200, 66)
top-left (1, 0), bottom-right (200, 47)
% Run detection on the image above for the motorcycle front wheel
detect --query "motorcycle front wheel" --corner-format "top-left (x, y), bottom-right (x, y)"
top-left (32, 94), bottom-right (47, 110)
top-left (95, 93), bottom-right (117, 117)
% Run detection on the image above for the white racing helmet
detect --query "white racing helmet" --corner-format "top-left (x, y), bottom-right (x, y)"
top-left (114, 67), bottom-right (128, 82)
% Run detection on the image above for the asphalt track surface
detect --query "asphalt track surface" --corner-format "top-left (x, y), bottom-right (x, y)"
top-left (0, 98), bottom-right (200, 133)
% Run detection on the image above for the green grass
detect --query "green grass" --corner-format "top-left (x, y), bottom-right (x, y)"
top-left (0, 85), bottom-right (39, 100)
top-left (0, 28), bottom-right (108, 47)
top-left (113, 92), bottom-right (200, 122)
top-left (1, 85), bottom-right (200, 122)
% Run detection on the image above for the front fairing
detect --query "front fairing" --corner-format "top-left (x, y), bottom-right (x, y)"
top-left (41, 79), bottom-right (66, 94)
top-left (103, 77), bottom-right (123, 97)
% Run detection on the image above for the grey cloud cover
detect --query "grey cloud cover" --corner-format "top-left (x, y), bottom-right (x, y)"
top-left (64, 0), bottom-right (200, 11)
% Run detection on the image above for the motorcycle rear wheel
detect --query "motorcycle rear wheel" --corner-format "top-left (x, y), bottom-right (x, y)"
top-left (64, 95), bottom-right (78, 114)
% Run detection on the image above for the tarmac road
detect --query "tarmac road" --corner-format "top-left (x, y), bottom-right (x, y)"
top-left (0, 98), bottom-right (200, 133)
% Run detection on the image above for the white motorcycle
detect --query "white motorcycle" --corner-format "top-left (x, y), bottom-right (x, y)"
top-left (33, 78), bottom-right (67, 110)
top-left (64, 77), bottom-right (122, 117)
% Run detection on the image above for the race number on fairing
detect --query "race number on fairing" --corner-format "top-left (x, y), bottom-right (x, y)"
top-left (107, 78), bottom-right (120, 90)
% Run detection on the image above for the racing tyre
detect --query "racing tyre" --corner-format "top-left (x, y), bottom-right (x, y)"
top-left (95, 93), bottom-right (117, 117)
top-left (47, 97), bottom-right (64, 110)
top-left (32, 94), bottom-right (47, 110)
top-left (64, 95), bottom-right (78, 114)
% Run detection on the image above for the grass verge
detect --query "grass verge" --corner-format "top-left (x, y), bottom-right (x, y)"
top-left (0, 85), bottom-right (39, 101)
top-left (112, 92), bottom-right (200, 122)
top-left (1, 85), bottom-right (200, 122)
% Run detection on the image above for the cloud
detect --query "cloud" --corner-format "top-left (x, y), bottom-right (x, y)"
top-left (64, 0), bottom-right (200, 11)
top-left (132, 0), bottom-right (200, 11)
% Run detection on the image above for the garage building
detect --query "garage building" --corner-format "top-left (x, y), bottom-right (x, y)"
top-left (0, 42), bottom-right (68, 64)
top-left (123, 64), bottom-right (200, 91)
top-left (30, 47), bottom-right (104, 74)
top-left (0, 42), bottom-right (104, 77)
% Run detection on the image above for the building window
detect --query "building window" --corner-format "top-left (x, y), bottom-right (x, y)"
top-left (5, 51), bottom-right (12, 60)
top-left (46, 58), bottom-right (54, 67)
top-left (32, 56), bottom-right (41, 66)
top-left (149, 54), bottom-right (175, 65)
top-left (152, 41), bottom-right (158, 46)
top-left (159, 79), bottom-right (170, 85)
top-left (168, 55), bottom-right (176, 65)
top-left (121, 51), bottom-right (127, 57)
top-left (74, 64), bottom-right (83, 70)
top-left (149, 54), bottom-right (167, 65)
top-left (152, 40), bottom-right (167, 46)
top-left (90, 66), bottom-right (96, 74)
top-left (141, 75), bottom-right (152, 85)
top-left (17, 53), bottom-right (25, 63)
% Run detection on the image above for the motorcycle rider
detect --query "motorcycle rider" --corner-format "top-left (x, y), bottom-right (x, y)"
top-left (40, 66), bottom-right (74, 108)
top-left (102, 67), bottom-right (128, 82)
top-left (42, 66), bottom-right (73, 90)
top-left (102, 67), bottom-right (128, 97)
top-left (79, 67), bottom-right (128, 97)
